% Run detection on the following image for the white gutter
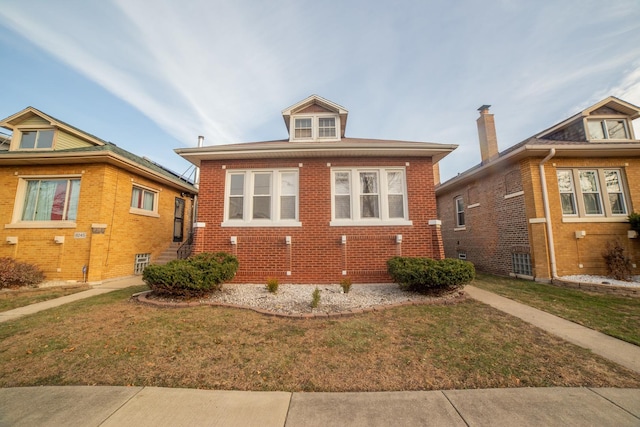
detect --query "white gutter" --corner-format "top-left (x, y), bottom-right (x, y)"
top-left (539, 148), bottom-right (557, 278)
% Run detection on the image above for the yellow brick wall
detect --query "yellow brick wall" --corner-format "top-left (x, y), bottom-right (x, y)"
top-left (0, 163), bottom-right (193, 283)
top-left (523, 156), bottom-right (639, 279)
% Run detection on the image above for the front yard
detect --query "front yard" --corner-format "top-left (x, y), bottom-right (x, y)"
top-left (0, 284), bottom-right (639, 391)
top-left (471, 273), bottom-right (640, 346)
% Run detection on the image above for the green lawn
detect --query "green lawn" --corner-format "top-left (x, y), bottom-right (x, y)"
top-left (471, 273), bottom-right (640, 346)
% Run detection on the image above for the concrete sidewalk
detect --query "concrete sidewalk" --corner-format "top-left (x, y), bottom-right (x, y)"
top-left (0, 276), bottom-right (144, 323)
top-left (465, 285), bottom-right (640, 374)
top-left (0, 386), bottom-right (638, 426)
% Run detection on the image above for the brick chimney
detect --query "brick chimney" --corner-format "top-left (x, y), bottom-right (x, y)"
top-left (477, 105), bottom-right (499, 163)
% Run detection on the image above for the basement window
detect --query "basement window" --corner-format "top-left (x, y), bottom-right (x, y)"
top-left (134, 253), bottom-right (151, 275)
top-left (512, 253), bottom-right (532, 276)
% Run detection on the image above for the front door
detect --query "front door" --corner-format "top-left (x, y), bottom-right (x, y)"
top-left (173, 198), bottom-right (185, 242)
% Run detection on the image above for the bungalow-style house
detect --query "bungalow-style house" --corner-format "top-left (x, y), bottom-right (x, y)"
top-left (176, 95), bottom-right (457, 284)
top-left (436, 96), bottom-right (640, 281)
top-left (0, 107), bottom-right (197, 283)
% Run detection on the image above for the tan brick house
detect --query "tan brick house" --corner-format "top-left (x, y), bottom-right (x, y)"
top-left (176, 95), bottom-right (456, 284)
top-left (436, 96), bottom-right (640, 281)
top-left (0, 107), bottom-right (197, 283)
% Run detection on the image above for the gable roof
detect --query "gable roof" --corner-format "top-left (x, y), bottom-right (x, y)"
top-left (281, 95), bottom-right (349, 138)
top-left (0, 107), bottom-right (197, 194)
top-left (437, 96), bottom-right (640, 192)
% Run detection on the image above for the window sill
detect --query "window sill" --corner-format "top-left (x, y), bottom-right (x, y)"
top-left (330, 220), bottom-right (413, 227)
top-left (5, 221), bottom-right (77, 229)
top-left (561, 217), bottom-right (628, 223)
top-left (221, 221), bottom-right (302, 228)
top-left (454, 226), bottom-right (466, 231)
top-left (129, 208), bottom-right (160, 218)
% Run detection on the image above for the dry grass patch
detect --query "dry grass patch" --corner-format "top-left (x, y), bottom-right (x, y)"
top-left (0, 285), bottom-right (90, 313)
top-left (1, 286), bottom-right (639, 391)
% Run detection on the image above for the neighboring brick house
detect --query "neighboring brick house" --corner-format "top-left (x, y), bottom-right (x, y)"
top-left (176, 95), bottom-right (457, 284)
top-left (436, 96), bottom-right (640, 281)
top-left (0, 107), bottom-right (197, 283)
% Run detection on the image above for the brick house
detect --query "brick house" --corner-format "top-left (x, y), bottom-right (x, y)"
top-left (0, 107), bottom-right (197, 283)
top-left (176, 95), bottom-right (457, 284)
top-left (436, 96), bottom-right (640, 281)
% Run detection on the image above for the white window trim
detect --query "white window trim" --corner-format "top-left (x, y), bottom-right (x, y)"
top-left (222, 168), bottom-right (302, 227)
top-left (14, 127), bottom-right (57, 151)
top-left (585, 116), bottom-right (633, 141)
top-left (290, 114), bottom-right (340, 142)
top-left (330, 167), bottom-right (412, 226)
top-left (130, 183), bottom-right (160, 218)
top-left (455, 196), bottom-right (465, 228)
top-left (7, 174), bottom-right (81, 228)
top-left (556, 168), bottom-right (629, 219)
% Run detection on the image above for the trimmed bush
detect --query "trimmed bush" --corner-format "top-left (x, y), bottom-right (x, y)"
top-left (0, 257), bottom-right (45, 289)
top-left (266, 277), bottom-right (279, 293)
top-left (387, 256), bottom-right (475, 293)
top-left (340, 277), bottom-right (352, 294)
top-left (143, 252), bottom-right (238, 298)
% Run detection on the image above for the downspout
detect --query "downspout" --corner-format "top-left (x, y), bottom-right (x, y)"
top-left (192, 136), bottom-right (203, 226)
top-left (539, 149), bottom-right (558, 279)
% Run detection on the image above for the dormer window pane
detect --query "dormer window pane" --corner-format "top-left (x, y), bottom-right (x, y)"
top-left (20, 130), bottom-right (54, 149)
top-left (587, 119), bottom-right (629, 140)
top-left (606, 120), bottom-right (627, 139)
top-left (587, 121), bottom-right (605, 139)
top-left (294, 118), bottom-right (312, 138)
top-left (318, 117), bottom-right (336, 138)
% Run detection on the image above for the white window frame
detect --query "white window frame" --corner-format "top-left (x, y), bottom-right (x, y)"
top-left (7, 175), bottom-right (81, 229)
top-left (290, 114), bottom-right (340, 141)
top-left (222, 168), bottom-right (301, 227)
top-left (556, 168), bottom-right (629, 221)
top-left (586, 117), bottom-right (632, 141)
top-left (130, 184), bottom-right (159, 217)
top-left (330, 167), bottom-right (411, 226)
top-left (454, 196), bottom-right (465, 228)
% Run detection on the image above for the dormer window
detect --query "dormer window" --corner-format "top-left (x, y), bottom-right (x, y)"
top-left (19, 129), bottom-right (54, 149)
top-left (294, 118), bottom-right (312, 139)
top-left (291, 115), bottom-right (339, 141)
top-left (318, 117), bottom-right (336, 138)
top-left (587, 119), bottom-right (630, 140)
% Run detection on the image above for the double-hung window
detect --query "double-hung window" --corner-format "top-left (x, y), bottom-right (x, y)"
top-left (291, 115), bottom-right (339, 141)
top-left (224, 169), bottom-right (300, 226)
top-left (455, 196), bottom-right (465, 228)
top-left (130, 185), bottom-right (159, 216)
top-left (556, 168), bottom-right (628, 219)
top-left (10, 177), bottom-right (81, 227)
top-left (331, 168), bottom-right (410, 225)
top-left (294, 118), bottom-right (312, 139)
top-left (318, 117), bottom-right (336, 138)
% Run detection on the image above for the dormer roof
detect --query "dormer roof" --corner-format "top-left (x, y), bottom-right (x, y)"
top-left (1, 106), bottom-right (108, 147)
top-left (281, 95), bottom-right (349, 138)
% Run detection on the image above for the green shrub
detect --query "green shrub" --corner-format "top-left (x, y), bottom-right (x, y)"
top-left (266, 277), bottom-right (279, 293)
top-left (602, 240), bottom-right (632, 281)
top-left (0, 257), bottom-right (46, 289)
top-left (340, 277), bottom-right (352, 294)
top-left (143, 252), bottom-right (238, 298)
top-left (311, 287), bottom-right (321, 308)
top-left (628, 212), bottom-right (640, 232)
top-left (387, 256), bottom-right (475, 293)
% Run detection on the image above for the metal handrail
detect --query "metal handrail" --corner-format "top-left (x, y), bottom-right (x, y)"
top-left (177, 231), bottom-right (195, 259)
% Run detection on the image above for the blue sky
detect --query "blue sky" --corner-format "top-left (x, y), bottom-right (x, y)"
top-left (1, 0), bottom-right (639, 182)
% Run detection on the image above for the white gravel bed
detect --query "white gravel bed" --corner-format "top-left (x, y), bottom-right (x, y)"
top-left (201, 283), bottom-right (449, 315)
top-left (559, 275), bottom-right (640, 288)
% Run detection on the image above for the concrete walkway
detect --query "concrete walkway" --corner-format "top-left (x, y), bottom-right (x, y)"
top-left (0, 386), bottom-right (638, 426)
top-left (1, 281), bottom-right (640, 426)
top-left (0, 276), bottom-right (144, 323)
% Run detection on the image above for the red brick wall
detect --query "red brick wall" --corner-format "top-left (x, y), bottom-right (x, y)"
top-left (195, 156), bottom-right (443, 284)
top-left (437, 161), bottom-right (530, 276)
